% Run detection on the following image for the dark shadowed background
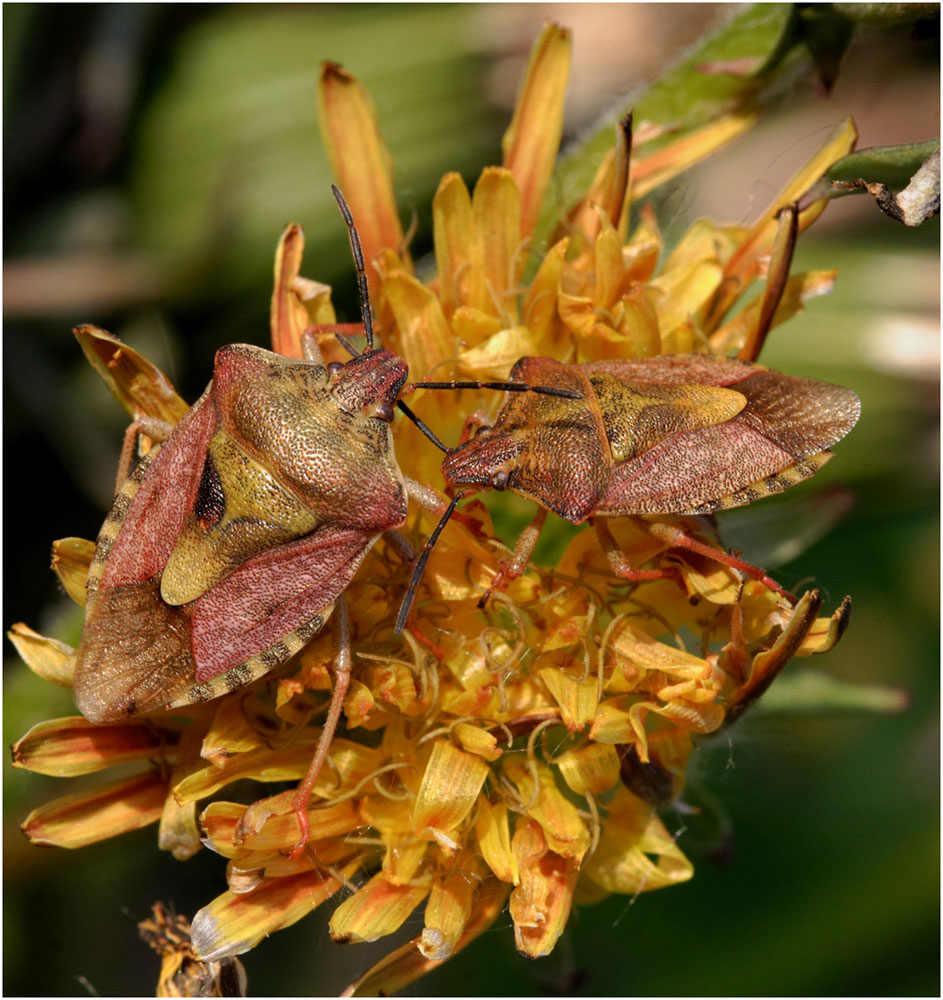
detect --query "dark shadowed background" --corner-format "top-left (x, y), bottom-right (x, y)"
top-left (4, 4), bottom-right (939, 996)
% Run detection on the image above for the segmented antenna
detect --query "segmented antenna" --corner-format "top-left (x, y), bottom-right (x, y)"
top-left (411, 378), bottom-right (582, 401)
top-left (331, 184), bottom-right (374, 353)
top-left (394, 491), bottom-right (465, 634)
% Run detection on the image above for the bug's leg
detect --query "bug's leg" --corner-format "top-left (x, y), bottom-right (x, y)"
top-left (289, 594), bottom-right (351, 859)
top-left (642, 519), bottom-right (794, 599)
top-left (116, 415), bottom-right (175, 494)
top-left (593, 517), bottom-right (681, 586)
top-left (458, 411), bottom-right (492, 446)
top-left (477, 506), bottom-right (549, 608)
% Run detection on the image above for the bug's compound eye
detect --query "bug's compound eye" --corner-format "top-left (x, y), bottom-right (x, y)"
top-left (373, 401), bottom-right (395, 423)
top-left (327, 362), bottom-right (345, 379)
top-left (492, 470), bottom-right (509, 491)
top-left (474, 424), bottom-right (493, 437)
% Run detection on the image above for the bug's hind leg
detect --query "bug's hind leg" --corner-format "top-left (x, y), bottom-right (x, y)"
top-left (639, 519), bottom-right (794, 599)
top-left (288, 594), bottom-right (352, 860)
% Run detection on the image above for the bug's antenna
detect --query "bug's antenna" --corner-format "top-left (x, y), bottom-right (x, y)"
top-left (408, 378), bottom-right (582, 401)
top-left (395, 491), bottom-right (464, 633)
top-left (331, 184), bottom-right (374, 352)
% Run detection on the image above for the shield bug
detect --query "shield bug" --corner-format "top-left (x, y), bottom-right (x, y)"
top-left (71, 186), bottom-right (579, 845)
top-left (396, 351), bottom-right (860, 629)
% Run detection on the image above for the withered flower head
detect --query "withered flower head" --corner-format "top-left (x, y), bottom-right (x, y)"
top-left (12, 22), bottom-right (858, 995)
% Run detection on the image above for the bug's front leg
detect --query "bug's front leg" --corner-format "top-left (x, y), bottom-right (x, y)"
top-left (592, 517), bottom-right (681, 587)
top-left (289, 594), bottom-right (351, 860)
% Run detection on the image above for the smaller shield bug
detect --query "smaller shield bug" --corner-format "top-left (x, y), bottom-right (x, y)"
top-left (396, 352), bottom-right (860, 630)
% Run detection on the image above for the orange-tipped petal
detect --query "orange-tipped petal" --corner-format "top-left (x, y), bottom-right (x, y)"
top-left (330, 872), bottom-right (430, 943)
top-left (12, 716), bottom-right (179, 777)
top-left (22, 770), bottom-right (167, 848)
top-left (704, 117), bottom-right (857, 330)
top-left (74, 324), bottom-right (189, 424)
top-left (318, 62), bottom-right (405, 289)
top-left (502, 22), bottom-right (572, 237)
top-left (7, 623), bottom-right (75, 687)
top-left (270, 222), bottom-right (312, 358)
top-left (509, 818), bottom-right (577, 958)
top-left (51, 537), bottom-right (95, 607)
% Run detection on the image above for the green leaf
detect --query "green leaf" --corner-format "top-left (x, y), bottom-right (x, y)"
top-left (753, 668), bottom-right (909, 715)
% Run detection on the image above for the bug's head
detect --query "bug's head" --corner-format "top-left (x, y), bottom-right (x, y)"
top-left (330, 349), bottom-right (408, 421)
top-left (441, 428), bottom-right (524, 491)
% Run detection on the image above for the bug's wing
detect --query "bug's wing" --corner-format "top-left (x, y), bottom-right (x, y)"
top-left (599, 368), bottom-right (860, 515)
top-left (74, 524), bottom-right (374, 723)
top-left (95, 384), bottom-right (218, 591)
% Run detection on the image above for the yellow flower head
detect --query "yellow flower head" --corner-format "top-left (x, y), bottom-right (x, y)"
top-left (12, 21), bottom-right (859, 995)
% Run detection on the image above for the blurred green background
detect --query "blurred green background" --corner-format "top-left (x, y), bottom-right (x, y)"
top-left (4, 4), bottom-right (938, 996)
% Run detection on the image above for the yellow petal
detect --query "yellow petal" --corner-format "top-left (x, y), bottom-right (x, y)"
top-left (456, 325), bottom-right (535, 379)
top-left (317, 63), bottom-right (406, 289)
top-left (12, 716), bottom-right (179, 777)
top-left (593, 209), bottom-right (625, 311)
top-left (383, 268), bottom-right (454, 379)
top-left (7, 623), bottom-right (75, 687)
top-left (471, 166), bottom-right (523, 323)
top-left (509, 818), bottom-right (577, 958)
top-left (502, 21), bottom-right (572, 237)
top-left (475, 798), bottom-right (520, 884)
top-left (159, 789), bottom-right (201, 861)
top-left (411, 739), bottom-right (490, 844)
top-left (433, 172), bottom-right (475, 319)
top-left (200, 696), bottom-right (267, 767)
top-left (453, 722), bottom-right (503, 761)
top-left (582, 786), bottom-right (693, 894)
top-left (74, 324), bottom-right (189, 424)
top-left (797, 595), bottom-right (853, 656)
top-left (330, 872), bottom-right (430, 943)
top-left (538, 667), bottom-right (599, 731)
top-left (176, 735), bottom-right (381, 804)
top-left (607, 620), bottom-right (712, 684)
top-left (450, 306), bottom-right (503, 351)
top-left (566, 114), bottom-right (632, 243)
top-left (420, 856), bottom-right (484, 960)
top-left (192, 866), bottom-right (353, 961)
top-left (22, 770), bottom-right (167, 847)
top-left (504, 758), bottom-right (591, 860)
top-left (51, 537), bottom-right (95, 607)
top-left (522, 237), bottom-right (568, 348)
top-left (341, 881), bottom-right (510, 997)
top-left (555, 742), bottom-right (620, 797)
